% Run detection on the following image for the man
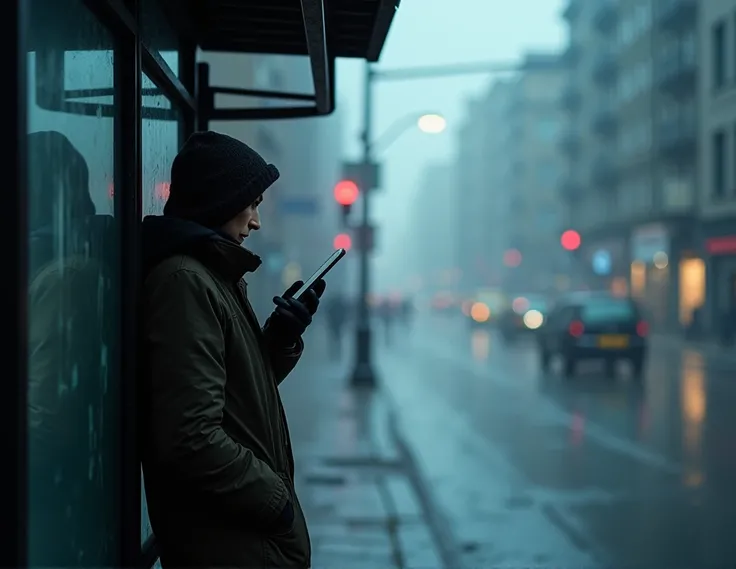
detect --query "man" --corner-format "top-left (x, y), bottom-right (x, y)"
top-left (140, 131), bottom-right (324, 568)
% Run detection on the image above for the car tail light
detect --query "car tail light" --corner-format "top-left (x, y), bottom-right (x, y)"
top-left (568, 320), bottom-right (585, 337)
top-left (636, 320), bottom-right (649, 337)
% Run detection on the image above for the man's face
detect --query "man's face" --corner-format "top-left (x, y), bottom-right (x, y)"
top-left (221, 194), bottom-right (263, 244)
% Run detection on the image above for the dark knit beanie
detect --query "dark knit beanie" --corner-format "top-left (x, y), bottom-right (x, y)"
top-left (164, 131), bottom-right (280, 228)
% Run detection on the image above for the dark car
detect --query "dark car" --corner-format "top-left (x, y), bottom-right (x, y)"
top-left (536, 292), bottom-right (648, 378)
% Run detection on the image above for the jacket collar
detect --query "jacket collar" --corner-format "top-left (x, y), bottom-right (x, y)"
top-left (194, 236), bottom-right (262, 281)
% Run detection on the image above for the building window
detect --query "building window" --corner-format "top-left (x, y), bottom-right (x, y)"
top-left (712, 20), bottom-right (726, 90)
top-left (712, 129), bottom-right (727, 198)
top-left (26, 0), bottom-right (120, 566)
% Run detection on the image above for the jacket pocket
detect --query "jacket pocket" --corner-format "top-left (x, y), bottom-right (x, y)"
top-left (264, 474), bottom-right (311, 568)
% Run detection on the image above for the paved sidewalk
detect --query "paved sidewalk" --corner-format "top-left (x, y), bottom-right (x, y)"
top-left (279, 328), bottom-right (446, 569)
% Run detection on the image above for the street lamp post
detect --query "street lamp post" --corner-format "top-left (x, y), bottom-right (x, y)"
top-left (350, 63), bottom-right (376, 387)
top-left (349, 57), bottom-right (524, 388)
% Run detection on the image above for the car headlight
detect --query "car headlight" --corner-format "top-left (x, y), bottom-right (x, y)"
top-left (523, 309), bottom-right (544, 329)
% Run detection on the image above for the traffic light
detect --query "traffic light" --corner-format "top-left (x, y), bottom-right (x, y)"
top-left (560, 229), bottom-right (581, 251)
top-left (333, 233), bottom-right (352, 251)
top-left (334, 179), bottom-right (359, 227)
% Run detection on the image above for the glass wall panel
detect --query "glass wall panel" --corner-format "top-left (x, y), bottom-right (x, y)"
top-left (26, 0), bottom-right (120, 565)
top-left (140, 72), bottom-right (179, 543)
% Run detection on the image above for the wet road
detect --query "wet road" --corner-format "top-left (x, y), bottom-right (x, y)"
top-left (375, 313), bottom-right (736, 568)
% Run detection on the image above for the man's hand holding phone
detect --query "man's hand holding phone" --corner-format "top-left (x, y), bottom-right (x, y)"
top-left (266, 278), bottom-right (326, 346)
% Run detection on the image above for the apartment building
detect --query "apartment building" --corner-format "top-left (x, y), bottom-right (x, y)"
top-left (561, 0), bottom-right (701, 330)
top-left (407, 164), bottom-right (456, 291)
top-left (503, 53), bottom-right (568, 294)
top-left (698, 0), bottom-right (736, 337)
top-left (561, 0), bottom-right (630, 295)
top-left (455, 97), bottom-right (491, 294)
top-left (482, 80), bottom-right (517, 288)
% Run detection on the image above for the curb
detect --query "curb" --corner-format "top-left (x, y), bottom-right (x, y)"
top-left (384, 401), bottom-right (468, 569)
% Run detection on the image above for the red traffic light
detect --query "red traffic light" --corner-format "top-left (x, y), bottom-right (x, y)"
top-left (333, 233), bottom-right (352, 251)
top-left (561, 229), bottom-right (581, 251)
top-left (334, 180), bottom-right (359, 206)
top-left (503, 248), bottom-right (522, 267)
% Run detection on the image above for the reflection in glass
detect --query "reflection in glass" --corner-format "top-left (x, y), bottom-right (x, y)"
top-left (142, 73), bottom-right (179, 217)
top-left (26, 1), bottom-right (120, 565)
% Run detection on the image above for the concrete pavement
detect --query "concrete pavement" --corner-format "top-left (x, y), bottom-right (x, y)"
top-left (279, 326), bottom-right (449, 569)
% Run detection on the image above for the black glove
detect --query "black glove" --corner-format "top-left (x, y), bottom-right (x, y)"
top-left (267, 279), bottom-right (326, 345)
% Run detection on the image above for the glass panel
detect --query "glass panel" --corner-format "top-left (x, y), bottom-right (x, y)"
top-left (142, 73), bottom-right (179, 217)
top-left (26, 0), bottom-right (120, 566)
top-left (140, 73), bottom-right (179, 542)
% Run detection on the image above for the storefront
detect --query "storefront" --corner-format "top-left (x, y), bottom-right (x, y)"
top-left (630, 220), bottom-right (702, 331)
top-left (1, 1), bottom-right (395, 567)
top-left (701, 221), bottom-right (736, 339)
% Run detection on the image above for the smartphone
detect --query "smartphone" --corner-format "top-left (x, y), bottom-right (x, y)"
top-left (293, 248), bottom-right (347, 301)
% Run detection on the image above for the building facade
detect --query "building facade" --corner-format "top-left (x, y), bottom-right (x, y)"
top-left (407, 163), bottom-right (456, 292)
top-left (455, 97), bottom-right (490, 294)
top-left (698, 0), bottom-right (736, 338)
top-left (504, 53), bottom-right (568, 294)
top-left (561, 0), bottom-right (702, 331)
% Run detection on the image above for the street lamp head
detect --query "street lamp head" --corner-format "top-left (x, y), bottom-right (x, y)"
top-left (417, 113), bottom-right (446, 134)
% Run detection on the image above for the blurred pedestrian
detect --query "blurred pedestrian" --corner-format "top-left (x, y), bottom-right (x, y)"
top-left (140, 131), bottom-right (324, 569)
top-left (325, 292), bottom-right (349, 359)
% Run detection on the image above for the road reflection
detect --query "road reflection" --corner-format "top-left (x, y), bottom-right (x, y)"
top-left (681, 352), bottom-right (706, 488)
top-left (470, 329), bottom-right (490, 361)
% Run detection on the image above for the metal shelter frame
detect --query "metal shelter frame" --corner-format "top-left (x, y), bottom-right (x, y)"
top-left (0, 0), bottom-right (399, 567)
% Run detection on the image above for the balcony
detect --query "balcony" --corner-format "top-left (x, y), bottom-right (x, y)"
top-left (590, 156), bottom-right (619, 188)
top-left (558, 130), bottom-right (581, 156)
top-left (657, 48), bottom-right (697, 96)
top-left (592, 51), bottom-right (617, 84)
top-left (593, 0), bottom-right (618, 34)
top-left (560, 85), bottom-right (582, 112)
top-left (562, 0), bottom-right (582, 21)
top-left (657, 116), bottom-right (697, 158)
top-left (558, 179), bottom-right (583, 201)
top-left (591, 106), bottom-right (618, 137)
top-left (657, 0), bottom-right (697, 31)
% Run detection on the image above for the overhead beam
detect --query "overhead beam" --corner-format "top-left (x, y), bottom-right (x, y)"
top-left (299, 0), bottom-right (331, 114)
top-left (366, 0), bottom-right (400, 62)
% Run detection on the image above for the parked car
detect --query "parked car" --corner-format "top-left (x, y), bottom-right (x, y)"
top-left (536, 292), bottom-right (648, 378)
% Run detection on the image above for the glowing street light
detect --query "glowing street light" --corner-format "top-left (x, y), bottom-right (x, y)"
top-left (417, 113), bottom-right (447, 134)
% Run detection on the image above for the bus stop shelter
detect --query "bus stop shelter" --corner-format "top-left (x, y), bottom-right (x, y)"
top-left (1, 0), bottom-right (398, 567)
